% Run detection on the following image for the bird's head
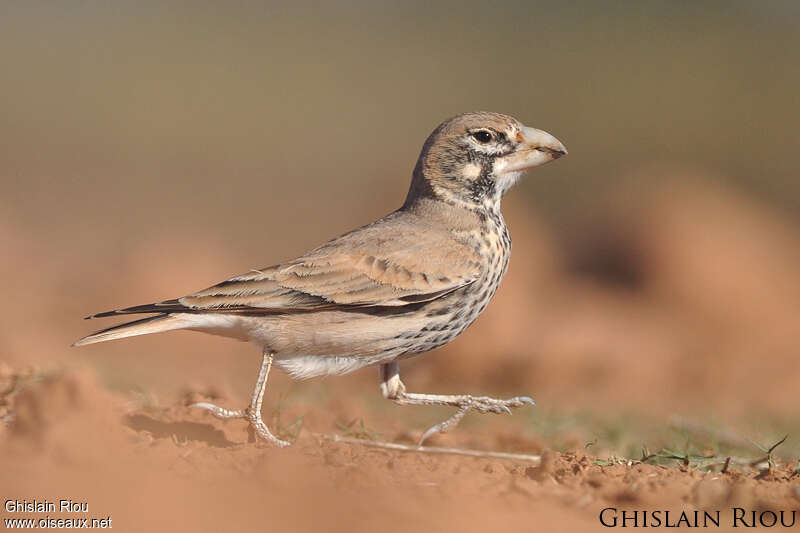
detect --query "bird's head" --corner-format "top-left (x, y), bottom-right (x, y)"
top-left (405, 111), bottom-right (567, 210)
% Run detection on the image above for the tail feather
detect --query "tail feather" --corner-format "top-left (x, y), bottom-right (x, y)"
top-left (84, 299), bottom-right (188, 319)
top-left (73, 314), bottom-right (190, 347)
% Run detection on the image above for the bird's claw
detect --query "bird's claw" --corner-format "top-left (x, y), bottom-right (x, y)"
top-left (250, 419), bottom-right (292, 448)
top-left (189, 402), bottom-right (246, 419)
top-left (467, 395), bottom-right (535, 414)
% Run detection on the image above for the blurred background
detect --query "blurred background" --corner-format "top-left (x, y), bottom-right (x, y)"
top-left (2, 0), bottom-right (800, 452)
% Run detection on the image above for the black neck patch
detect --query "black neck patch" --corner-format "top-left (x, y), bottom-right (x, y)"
top-left (468, 153), bottom-right (496, 202)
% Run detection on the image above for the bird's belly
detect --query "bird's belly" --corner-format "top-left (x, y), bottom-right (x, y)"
top-left (233, 310), bottom-right (433, 378)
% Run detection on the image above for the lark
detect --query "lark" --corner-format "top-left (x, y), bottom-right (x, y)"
top-left (75, 112), bottom-right (567, 447)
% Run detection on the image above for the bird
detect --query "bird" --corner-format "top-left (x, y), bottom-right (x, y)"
top-left (74, 111), bottom-right (567, 447)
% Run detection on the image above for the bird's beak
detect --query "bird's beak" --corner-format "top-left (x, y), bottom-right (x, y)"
top-left (496, 126), bottom-right (567, 174)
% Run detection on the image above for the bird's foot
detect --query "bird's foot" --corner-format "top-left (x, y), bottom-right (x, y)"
top-left (418, 395), bottom-right (535, 446)
top-left (189, 402), bottom-right (291, 447)
top-left (464, 395), bottom-right (535, 414)
top-left (246, 408), bottom-right (291, 448)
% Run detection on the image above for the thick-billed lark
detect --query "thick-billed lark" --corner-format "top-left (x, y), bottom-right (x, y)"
top-left (75, 112), bottom-right (567, 447)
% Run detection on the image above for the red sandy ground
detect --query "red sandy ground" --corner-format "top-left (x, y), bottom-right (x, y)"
top-left (1, 369), bottom-right (799, 533)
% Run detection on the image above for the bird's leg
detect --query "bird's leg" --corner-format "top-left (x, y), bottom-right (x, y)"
top-left (244, 350), bottom-right (291, 447)
top-left (191, 349), bottom-right (291, 447)
top-left (379, 361), bottom-right (535, 446)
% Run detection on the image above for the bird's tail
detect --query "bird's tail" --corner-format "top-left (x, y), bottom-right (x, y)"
top-left (72, 314), bottom-right (191, 347)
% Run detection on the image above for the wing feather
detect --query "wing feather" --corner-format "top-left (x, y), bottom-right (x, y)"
top-left (178, 212), bottom-right (481, 312)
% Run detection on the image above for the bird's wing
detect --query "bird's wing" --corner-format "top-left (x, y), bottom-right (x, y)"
top-left (84, 212), bottom-right (480, 318)
top-left (180, 213), bottom-right (480, 311)
top-left (191, 212), bottom-right (480, 310)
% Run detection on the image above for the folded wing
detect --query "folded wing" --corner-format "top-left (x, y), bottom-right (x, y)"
top-left (90, 212), bottom-right (481, 317)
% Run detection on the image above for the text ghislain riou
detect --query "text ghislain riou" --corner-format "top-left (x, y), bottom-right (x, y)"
top-left (599, 507), bottom-right (799, 528)
top-left (5, 499), bottom-right (88, 513)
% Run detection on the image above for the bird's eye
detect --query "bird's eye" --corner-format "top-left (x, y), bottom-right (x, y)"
top-left (471, 131), bottom-right (493, 144)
